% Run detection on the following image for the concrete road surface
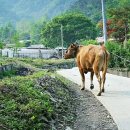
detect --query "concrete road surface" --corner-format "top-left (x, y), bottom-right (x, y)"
top-left (57, 67), bottom-right (130, 130)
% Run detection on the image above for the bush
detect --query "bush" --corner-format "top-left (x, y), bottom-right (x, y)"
top-left (106, 41), bottom-right (130, 69)
top-left (81, 39), bottom-right (98, 45)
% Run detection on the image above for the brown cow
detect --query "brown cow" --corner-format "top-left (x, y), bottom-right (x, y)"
top-left (64, 43), bottom-right (110, 96)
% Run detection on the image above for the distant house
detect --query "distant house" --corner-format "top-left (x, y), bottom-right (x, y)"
top-left (27, 44), bottom-right (46, 49)
top-left (12, 44), bottom-right (59, 59)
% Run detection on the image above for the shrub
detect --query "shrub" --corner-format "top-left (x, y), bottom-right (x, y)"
top-left (81, 39), bottom-right (98, 45)
top-left (106, 41), bottom-right (130, 69)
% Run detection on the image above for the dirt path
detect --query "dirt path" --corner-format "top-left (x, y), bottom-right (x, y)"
top-left (68, 82), bottom-right (118, 130)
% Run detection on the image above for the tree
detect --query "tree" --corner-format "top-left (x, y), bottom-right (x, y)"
top-left (41, 12), bottom-right (97, 48)
top-left (30, 17), bottom-right (47, 44)
top-left (97, 19), bottom-right (116, 38)
top-left (0, 41), bottom-right (3, 56)
top-left (107, 2), bottom-right (130, 47)
top-left (0, 23), bottom-right (16, 44)
top-left (16, 20), bottom-right (32, 40)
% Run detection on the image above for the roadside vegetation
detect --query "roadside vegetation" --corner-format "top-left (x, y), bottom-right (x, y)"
top-left (0, 59), bottom-right (77, 130)
top-left (0, 57), bottom-right (75, 69)
top-left (0, 0), bottom-right (130, 129)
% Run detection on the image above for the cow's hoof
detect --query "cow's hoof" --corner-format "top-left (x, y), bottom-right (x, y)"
top-left (80, 87), bottom-right (85, 90)
top-left (97, 93), bottom-right (101, 96)
top-left (90, 84), bottom-right (94, 90)
top-left (102, 89), bottom-right (105, 93)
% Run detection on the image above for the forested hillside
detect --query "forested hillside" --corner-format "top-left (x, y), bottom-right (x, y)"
top-left (0, 0), bottom-right (125, 25)
top-left (0, 0), bottom-right (76, 25)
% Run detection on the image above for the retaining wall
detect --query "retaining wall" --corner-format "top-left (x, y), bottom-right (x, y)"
top-left (107, 68), bottom-right (130, 78)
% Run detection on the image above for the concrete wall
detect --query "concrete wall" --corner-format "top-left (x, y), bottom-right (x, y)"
top-left (107, 68), bottom-right (130, 78)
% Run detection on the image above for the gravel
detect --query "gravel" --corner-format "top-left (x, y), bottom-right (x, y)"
top-left (65, 81), bottom-right (118, 130)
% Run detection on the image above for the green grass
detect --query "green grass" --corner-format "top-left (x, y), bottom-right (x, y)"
top-left (0, 71), bottom-right (54, 129)
top-left (0, 57), bottom-right (75, 69)
top-left (0, 70), bottom-right (16, 79)
top-left (0, 69), bottom-right (76, 129)
top-left (0, 57), bottom-right (76, 129)
top-left (15, 58), bottom-right (75, 68)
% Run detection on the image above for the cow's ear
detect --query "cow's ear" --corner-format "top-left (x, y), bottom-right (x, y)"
top-left (71, 43), bottom-right (74, 47)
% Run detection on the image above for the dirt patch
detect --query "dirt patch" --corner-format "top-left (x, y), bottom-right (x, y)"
top-left (16, 67), bottom-right (35, 76)
top-left (36, 75), bottom-right (77, 130)
top-left (67, 81), bottom-right (118, 130)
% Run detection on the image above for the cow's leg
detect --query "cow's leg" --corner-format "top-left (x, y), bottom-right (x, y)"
top-left (93, 54), bottom-right (104, 96)
top-left (90, 72), bottom-right (94, 90)
top-left (101, 68), bottom-right (107, 93)
top-left (95, 72), bottom-right (102, 96)
top-left (93, 64), bottom-right (102, 96)
top-left (79, 68), bottom-right (85, 90)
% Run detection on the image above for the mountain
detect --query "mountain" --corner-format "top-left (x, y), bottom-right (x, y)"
top-left (69, 0), bottom-right (102, 23)
top-left (0, 0), bottom-right (120, 25)
top-left (0, 0), bottom-right (77, 25)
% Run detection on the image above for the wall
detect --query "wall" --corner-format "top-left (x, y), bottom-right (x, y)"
top-left (107, 68), bottom-right (130, 78)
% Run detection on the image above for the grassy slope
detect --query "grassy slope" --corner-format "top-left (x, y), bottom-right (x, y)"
top-left (0, 58), bottom-right (76, 130)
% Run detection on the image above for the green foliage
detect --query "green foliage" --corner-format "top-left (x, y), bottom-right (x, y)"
top-left (81, 39), bottom-right (98, 46)
top-left (11, 58), bottom-right (75, 68)
top-left (69, 0), bottom-right (102, 23)
top-left (106, 42), bottom-right (130, 69)
top-left (0, 23), bottom-right (16, 44)
top-left (0, 0), bottom-right (76, 25)
top-left (0, 59), bottom-right (77, 129)
top-left (30, 17), bottom-right (47, 44)
top-left (0, 71), bottom-right (53, 129)
top-left (0, 41), bottom-right (4, 49)
top-left (42, 12), bottom-right (97, 48)
top-left (0, 70), bottom-right (16, 79)
top-left (107, 4), bottom-right (130, 42)
top-left (0, 69), bottom-right (76, 129)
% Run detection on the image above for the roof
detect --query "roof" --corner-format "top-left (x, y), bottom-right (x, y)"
top-left (55, 46), bottom-right (67, 50)
top-left (27, 44), bottom-right (45, 49)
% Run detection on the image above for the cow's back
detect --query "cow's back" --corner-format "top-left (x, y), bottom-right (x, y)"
top-left (76, 44), bottom-right (106, 71)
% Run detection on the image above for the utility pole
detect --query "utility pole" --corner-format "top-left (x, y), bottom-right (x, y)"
top-left (60, 24), bottom-right (64, 59)
top-left (101, 0), bottom-right (107, 44)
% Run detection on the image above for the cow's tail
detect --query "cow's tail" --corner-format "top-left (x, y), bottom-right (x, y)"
top-left (101, 45), bottom-right (110, 69)
top-left (104, 50), bottom-right (110, 71)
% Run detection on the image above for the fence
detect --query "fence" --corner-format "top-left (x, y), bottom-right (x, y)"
top-left (13, 52), bottom-right (57, 59)
top-left (1, 49), bottom-right (66, 59)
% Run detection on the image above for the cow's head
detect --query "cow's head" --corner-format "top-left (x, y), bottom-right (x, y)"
top-left (64, 43), bottom-right (78, 59)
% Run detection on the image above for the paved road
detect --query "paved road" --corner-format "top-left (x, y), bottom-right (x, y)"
top-left (57, 67), bottom-right (130, 130)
